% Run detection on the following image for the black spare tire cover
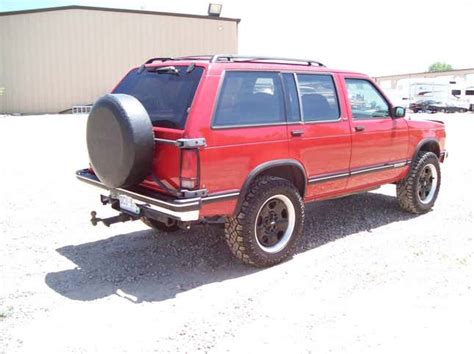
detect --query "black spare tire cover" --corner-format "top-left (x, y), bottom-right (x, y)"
top-left (86, 94), bottom-right (154, 189)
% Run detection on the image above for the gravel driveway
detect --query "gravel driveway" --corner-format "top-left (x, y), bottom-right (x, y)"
top-left (0, 113), bottom-right (472, 353)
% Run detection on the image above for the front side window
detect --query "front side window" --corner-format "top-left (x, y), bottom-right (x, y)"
top-left (345, 79), bottom-right (390, 119)
top-left (113, 65), bottom-right (204, 129)
top-left (296, 74), bottom-right (340, 122)
top-left (213, 71), bottom-right (285, 127)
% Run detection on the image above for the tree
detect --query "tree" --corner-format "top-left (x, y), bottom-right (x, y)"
top-left (428, 62), bottom-right (453, 72)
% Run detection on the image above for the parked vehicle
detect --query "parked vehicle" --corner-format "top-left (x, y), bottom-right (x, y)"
top-left (409, 99), bottom-right (439, 113)
top-left (408, 82), bottom-right (470, 113)
top-left (464, 86), bottom-right (474, 111)
top-left (409, 99), bottom-right (469, 113)
top-left (77, 55), bottom-right (447, 267)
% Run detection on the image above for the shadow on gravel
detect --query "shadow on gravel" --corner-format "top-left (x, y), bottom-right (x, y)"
top-left (46, 191), bottom-right (418, 303)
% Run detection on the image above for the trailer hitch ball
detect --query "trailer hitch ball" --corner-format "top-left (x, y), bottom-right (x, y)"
top-left (89, 210), bottom-right (137, 227)
top-left (91, 211), bottom-right (99, 226)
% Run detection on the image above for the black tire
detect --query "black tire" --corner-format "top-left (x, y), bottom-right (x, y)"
top-left (141, 217), bottom-right (179, 232)
top-left (87, 94), bottom-right (155, 188)
top-left (396, 152), bottom-right (441, 214)
top-left (224, 176), bottom-right (304, 267)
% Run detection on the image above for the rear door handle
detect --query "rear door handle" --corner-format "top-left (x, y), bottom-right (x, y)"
top-left (291, 130), bottom-right (304, 137)
top-left (354, 125), bottom-right (365, 132)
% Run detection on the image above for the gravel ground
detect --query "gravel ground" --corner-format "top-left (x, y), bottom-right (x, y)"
top-left (0, 113), bottom-right (472, 353)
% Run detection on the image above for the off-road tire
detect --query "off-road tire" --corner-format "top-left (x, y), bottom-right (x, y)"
top-left (397, 151), bottom-right (441, 214)
top-left (224, 176), bottom-right (304, 267)
top-left (141, 217), bottom-right (179, 232)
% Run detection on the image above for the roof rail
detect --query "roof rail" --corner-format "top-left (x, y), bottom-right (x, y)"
top-left (210, 54), bottom-right (325, 67)
top-left (139, 55), bottom-right (325, 67)
top-left (174, 55), bottom-right (214, 61)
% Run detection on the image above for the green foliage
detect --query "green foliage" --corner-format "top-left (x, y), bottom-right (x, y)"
top-left (428, 62), bottom-right (453, 72)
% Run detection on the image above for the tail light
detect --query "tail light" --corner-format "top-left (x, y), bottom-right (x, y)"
top-left (180, 149), bottom-right (200, 190)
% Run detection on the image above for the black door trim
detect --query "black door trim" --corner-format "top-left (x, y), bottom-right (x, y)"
top-left (308, 159), bottom-right (411, 184)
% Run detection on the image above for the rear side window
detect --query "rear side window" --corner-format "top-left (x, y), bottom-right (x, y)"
top-left (113, 65), bottom-right (204, 129)
top-left (213, 71), bottom-right (285, 127)
top-left (296, 74), bottom-right (340, 122)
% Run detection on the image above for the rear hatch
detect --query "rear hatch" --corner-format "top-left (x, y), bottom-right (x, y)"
top-left (112, 63), bottom-right (205, 196)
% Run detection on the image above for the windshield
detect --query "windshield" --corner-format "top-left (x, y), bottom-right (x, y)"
top-left (113, 65), bottom-right (204, 129)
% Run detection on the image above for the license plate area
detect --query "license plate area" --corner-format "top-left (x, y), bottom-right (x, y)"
top-left (118, 194), bottom-right (140, 215)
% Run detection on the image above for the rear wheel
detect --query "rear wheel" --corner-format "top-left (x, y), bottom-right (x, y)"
top-left (224, 176), bottom-right (304, 267)
top-left (396, 152), bottom-right (441, 214)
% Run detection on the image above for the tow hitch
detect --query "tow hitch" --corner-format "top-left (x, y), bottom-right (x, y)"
top-left (90, 211), bottom-right (138, 227)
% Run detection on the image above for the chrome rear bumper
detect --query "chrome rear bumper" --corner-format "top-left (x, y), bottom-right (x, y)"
top-left (76, 169), bottom-right (200, 221)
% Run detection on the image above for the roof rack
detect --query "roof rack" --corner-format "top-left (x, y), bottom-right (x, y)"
top-left (210, 54), bottom-right (325, 67)
top-left (140, 55), bottom-right (325, 67)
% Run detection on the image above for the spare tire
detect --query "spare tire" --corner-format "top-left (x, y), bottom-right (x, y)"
top-left (86, 94), bottom-right (155, 189)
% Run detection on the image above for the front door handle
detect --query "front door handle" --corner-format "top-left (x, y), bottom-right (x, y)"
top-left (291, 130), bottom-right (304, 137)
top-left (354, 125), bottom-right (365, 132)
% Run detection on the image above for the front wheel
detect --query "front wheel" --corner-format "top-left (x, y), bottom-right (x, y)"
top-left (396, 152), bottom-right (441, 214)
top-left (225, 176), bottom-right (304, 267)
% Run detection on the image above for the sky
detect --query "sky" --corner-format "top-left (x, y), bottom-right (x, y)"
top-left (1, 0), bottom-right (473, 76)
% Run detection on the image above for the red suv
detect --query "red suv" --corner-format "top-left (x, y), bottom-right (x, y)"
top-left (77, 55), bottom-right (447, 267)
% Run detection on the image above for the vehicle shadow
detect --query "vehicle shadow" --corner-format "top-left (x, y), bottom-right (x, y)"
top-left (45, 191), bottom-right (417, 303)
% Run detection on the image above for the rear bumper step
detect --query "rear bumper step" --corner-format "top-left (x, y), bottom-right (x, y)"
top-left (76, 169), bottom-right (201, 221)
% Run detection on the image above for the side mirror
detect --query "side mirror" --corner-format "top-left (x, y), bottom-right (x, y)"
top-left (392, 106), bottom-right (406, 118)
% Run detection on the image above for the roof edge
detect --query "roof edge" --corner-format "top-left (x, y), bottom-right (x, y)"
top-left (0, 5), bottom-right (241, 23)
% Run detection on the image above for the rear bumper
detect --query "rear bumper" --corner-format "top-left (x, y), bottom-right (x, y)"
top-left (76, 169), bottom-right (201, 221)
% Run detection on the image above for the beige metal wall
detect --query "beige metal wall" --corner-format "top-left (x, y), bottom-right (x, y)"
top-left (0, 8), bottom-right (238, 113)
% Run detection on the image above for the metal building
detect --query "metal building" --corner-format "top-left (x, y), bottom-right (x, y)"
top-left (0, 6), bottom-right (240, 114)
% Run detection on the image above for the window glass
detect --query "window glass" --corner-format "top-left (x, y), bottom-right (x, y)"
top-left (296, 74), bottom-right (340, 121)
top-left (466, 90), bottom-right (474, 96)
top-left (113, 66), bottom-right (203, 129)
top-left (451, 89), bottom-right (461, 96)
top-left (282, 73), bottom-right (301, 122)
top-left (345, 79), bottom-right (390, 119)
top-left (213, 72), bottom-right (285, 127)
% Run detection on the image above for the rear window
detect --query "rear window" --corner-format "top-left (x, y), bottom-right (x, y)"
top-left (113, 65), bottom-right (204, 129)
